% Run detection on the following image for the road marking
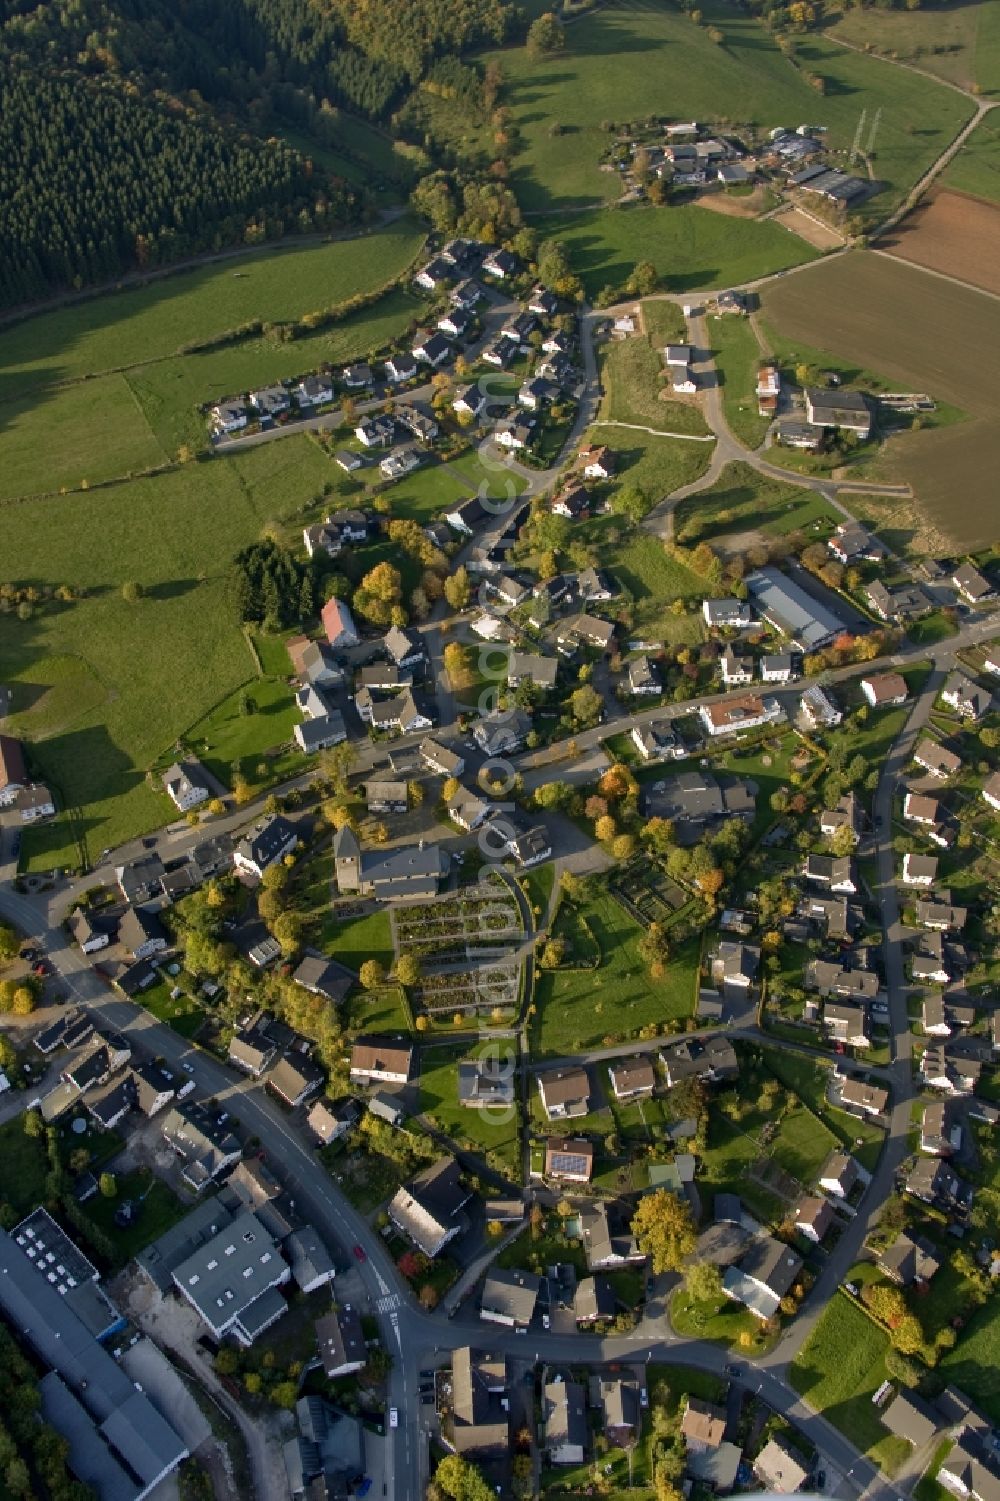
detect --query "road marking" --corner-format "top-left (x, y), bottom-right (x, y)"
top-left (377, 1293), bottom-right (401, 1314)
top-left (375, 1273), bottom-right (391, 1297)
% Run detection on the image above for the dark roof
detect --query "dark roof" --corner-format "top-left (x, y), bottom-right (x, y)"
top-left (292, 951), bottom-right (355, 1002)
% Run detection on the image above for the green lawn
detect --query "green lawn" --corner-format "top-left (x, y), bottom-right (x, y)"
top-left (761, 1047), bottom-right (885, 1172)
top-left (80, 1172), bottom-right (187, 1268)
top-left (604, 529), bottom-right (711, 645)
top-left (587, 422), bottom-right (716, 521)
top-left (671, 1287), bottom-right (775, 1353)
top-left (1, 373), bottom-right (169, 500)
top-left (130, 287), bottom-right (422, 457)
top-left (418, 1041), bottom-right (522, 1181)
top-left (944, 113), bottom-right (1000, 202)
top-left (0, 1117), bottom-right (48, 1217)
top-left (711, 314), bottom-right (772, 450)
top-left (600, 332), bottom-right (711, 434)
top-left (827, 0), bottom-right (1000, 94)
top-left (2, 437), bottom-right (342, 871)
top-left (532, 883), bottom-right (698, 1057)
top-left (674, 461), bottom-right (840, 547)
top-left (373, 451), bottom-right (527, 526)
top-left (522, 862), bottom-right (555, 923)
top-left (539, 202), bottom-right (817, 302)
top-left (942, 1299), bottom-right (1000, 1421)
top-left (139, 977), bottom-right (205, 1038)
top-left (790, 1293), bottom-right (912, 1477)
top-left (1, 220), bottom-right (426, 393)
top-left (486, 0), bottom-right (972, 218)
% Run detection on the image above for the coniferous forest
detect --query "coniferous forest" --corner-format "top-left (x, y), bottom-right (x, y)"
top-left (0, 0), bottom-right (520, 308)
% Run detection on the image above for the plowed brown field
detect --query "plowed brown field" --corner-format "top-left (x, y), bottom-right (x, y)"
top-left (879, 189), bottom-right (1000, 296)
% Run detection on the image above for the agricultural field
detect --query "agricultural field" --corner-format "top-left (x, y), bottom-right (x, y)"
top-left (539, 202), bottom-right (817, 303)
top-left (879, 189), bottom-right (1000, 297)
top-left (483, 0), bottom-right (971, 217)
top-left (0, 436), bottom-right (338, 870)
top-left (600, 329), bottom-right (712, 434)
top-left (674, 462), bottom-right (842, 548)
top-left (762, 252), bottom-right (1000, 548)
top-left (531, 882), bottom-right (698, 1057)
top-left (826, 0), bottom-right (1000, 96)
top-left (790, 1293), bottom-right (911, 1476)
top-left (1, 219), bottom-right (425, 392)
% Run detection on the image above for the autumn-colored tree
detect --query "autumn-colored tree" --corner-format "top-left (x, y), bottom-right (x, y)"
top-left (359, 959), bottom-right (385, 991)
top-left (612, 834), bottom-right (636, 860)
top-left (443, 566), bottom-right (471, 611)
top-left (631, 1189), bottom-right (697, 1272)
top-left (594, 814), bottom-right (617, 842)
top-left (396, 953), bottom-right (421, 987)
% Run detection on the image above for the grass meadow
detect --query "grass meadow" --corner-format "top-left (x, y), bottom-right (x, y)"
top-left (674, 462), bottom-right (841, 546)
top-left (1, 219), bottom-right (425, 392)
top-left (790, 1293), bottom-right (911, 1476)
top-left (531, 883), bottom-right (698, 1056)
top-left (538, 202), bottom-right (817, 301)
top-left (600, 331), bottom-right (713, 432)
top-left (710, 313), bottom-right (772, 449)
top-left (944, 113), bottom-right (1000, 202)
top-left (827, 0), bottom-right (1000, 96)
top-left (484, 0), bottom-right (971, 216)
top-left (0, 437), bottom-right (338, 869)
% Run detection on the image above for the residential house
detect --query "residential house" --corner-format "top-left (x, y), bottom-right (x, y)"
top-left (211, 399), bottom-right (247, 434)
top-left (412, 330), bottom-right (450, 367)
top-left (577, 568), bottom-right (616, 604)
top-left (818, 1151), bottom-right (859, 1198)
top-left (130, 1059), bottom-right (176, 1117)
top-left (862, 672), bottom-right (908, 709)
top-left (480, 1268), bottom-right (540, 1327)
top-left (557, 613), bottom-right (616, 654)
top-left (544, 1380), bottom-right (587, 1466)
top-left (631, 722), bottom-right (680, 762)
top-left (305, 1098), bottom-right (357, 1148)
top-left (921, 1101), bottom-right (958, 1157)
top-left (984, 771), bottom-right (1000, 812)
top-left (579, 445), bottom-right (615, 480)
top-left (916, 893), bottom-right (968, 931)
top-left (420, 738), bottom-right (465, 778)
top-left (518, 377), bottom-right (555, 412)
top-left (458, 1058), bottom-right (516, 1109)
top-left (450, 1348), bottom-right (510, 1461)
top-left (438, 306), bottom-right (473, 340)
top-left (320, 596), bottom-right (360, 651)
top-left (942, 671), bottom-right (992, 722)
top-left (384, 352), bottom-right (418, 385)
top-left (250, 384), bottom-right (290, 420)
top-left (879, 1230), bottom-right (941, 1287)
top-left (414, 258), bottom-right (453, 292)
top-left (800, 684), bottom-right (843, 728)
top-left (754, 1436), bottom-right (811, 1493)
top-left (161, 1102), bottom-right (242, 1191)
top-left (574, 1275), bottom-right (616, 1326)
top-left (541, 1138), bottom-right (595, 1183)
top-left (445, 495), bottom-right (488, 536)
top-left (388, 1157), bottom-right (471, 1259)
top-left (808, 961), bottom-right (877, 1005)
top-left (608, 1057), bottom-right (656, 1101)
top-left (118, 905), bottom-right (168, 961)
top-left (447, 788), bottom-right (491, 832)
top-left (938, 1433), bottom-right (1000, 1501)
top-left (597, 1378), bottom-right (641, 1450)
top-left (579, 1201), bottom-right (645, 1270)
top-left (804, 388), bottom-right (872, 438)
top-left (914, 739), bottom-right (962, 780)
top-left (724, 1236), bottom-right (803, 1321)
top-left (70, 909), bottom-right (110, 955)
top-left (538, 1067), bottom-right (591, 1120)
top-left (828, 521), bottom-right (882, 565)
top-left (294, 373), bottom-right (333, 408)
top-left (711, 941), bottom-right (760, 991)
top-left (315, 1305), bottom-right (367, 1380)
top-left (453, 384), bottom-right (487, 419)
top-left (703, 598), bottom-right (753, 630)
top-left (295, 711), bottom-right (347, 754)
top-left (906, 1156), bottom-right (966, 1211)
top-left (952, 563), bottom-right (995, 605)
top-left (292, 952), bottom-right (355, 1005)
top-left (681, 1398), bottom-right (727, 1452)
top-left (803, 854), bottom-right (857, 894)
top-left (268, 1054), bottom-right (324, 1108)
top-left (661, 1035), bottom-right (738, 1086)
top-left (905, 792), bottom-right (943, 827)
top-left (482, 248), bottom-right (516, 280)
top-left (721, 645), bottom-right (753, 686)
top-left (365, 780), bottom-right (408, 816)
top-left (162, 760), bottom-right (211, 813)
top-left (349, 1037), bottom-right (413, 1086)
top-left (903, 852), bottom-right (939, 887)
top-left (794, 1195), bottom-right (834, 1244)
top-left (821, 791), bottom-right (863, 839)
top-left (756, 363), bottom-right (780, 417)
top-left (700, 694), bottom-right (784, 737)
top-left (233, 814), bottom-right (297, 878)
top-left (551, 485), bottom-right (589, 520)
top-left (472, 708), bottom-right (532, 757)
top-left (761, 652), bottom-right (796, 684)
top-left (493, 416), bottom-right (536, 451)
top-left (839, 1077), bottom-right (889, 1116)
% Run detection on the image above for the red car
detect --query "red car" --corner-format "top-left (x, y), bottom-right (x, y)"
top-left (353, 1244), bottom-right (367, 1263)
top-left (33, 961), bottom-right (48, 976)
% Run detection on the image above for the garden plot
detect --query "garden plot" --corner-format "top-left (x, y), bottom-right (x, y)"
top-left (611, 859), bottom-right (688, 927)
top-left (392, 875), bottom-right (527, 1019)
